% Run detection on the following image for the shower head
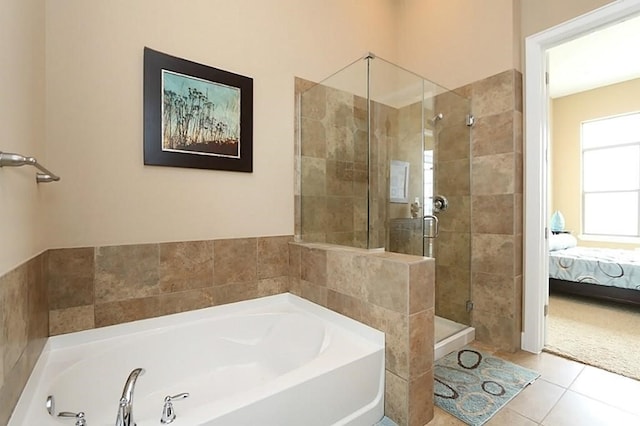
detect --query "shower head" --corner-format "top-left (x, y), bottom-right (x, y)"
top-left (431, 113), bottom-right (444, 123)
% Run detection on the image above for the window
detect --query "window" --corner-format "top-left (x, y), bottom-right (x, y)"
top-left (581, 112), bottom-right (640, 237)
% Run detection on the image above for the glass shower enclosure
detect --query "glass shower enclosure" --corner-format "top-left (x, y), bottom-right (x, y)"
top-left (296, 54), bottom-right (473, 351)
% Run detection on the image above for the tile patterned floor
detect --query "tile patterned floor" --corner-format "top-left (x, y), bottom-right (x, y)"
top-left (427, 342), bottom-right (640, 426)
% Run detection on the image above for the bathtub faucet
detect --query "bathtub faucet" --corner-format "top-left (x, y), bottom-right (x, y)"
top-left (115, 367), bottom-right (145, 426)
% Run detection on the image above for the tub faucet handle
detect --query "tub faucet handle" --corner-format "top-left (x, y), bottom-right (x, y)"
top-left (58, 411), bottom-right (86, 426)
top-left (160, 393), bottom-right (189, 424)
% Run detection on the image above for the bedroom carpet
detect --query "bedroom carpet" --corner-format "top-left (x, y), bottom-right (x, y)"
top-left (546, 292), bottom-right (640, 381)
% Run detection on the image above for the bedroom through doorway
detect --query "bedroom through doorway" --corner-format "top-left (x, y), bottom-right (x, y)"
top-left (543, 11), bottom-right (640, 379)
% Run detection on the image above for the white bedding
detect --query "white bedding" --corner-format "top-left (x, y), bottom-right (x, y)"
top-left (549, 246), bottom-right (640, 291)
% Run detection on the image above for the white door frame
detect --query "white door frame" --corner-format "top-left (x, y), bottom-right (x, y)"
top-left (522, 0), bottom-right (640, 353)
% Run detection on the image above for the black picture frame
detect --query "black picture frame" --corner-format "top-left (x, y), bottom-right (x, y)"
top-left (143, 47), bottom-right (253, 172)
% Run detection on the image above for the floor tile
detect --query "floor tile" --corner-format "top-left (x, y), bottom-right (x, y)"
top-left (570, 365), bottom-right (640, 416)
top-left (542, 390), bottom-right (640, 426)
top-left (426, 406), bottom-right (466, 425)
top-left (506, 351), bottom-right (585, 388)
top-left (505, 378), bottom-right (565, 423)
top-left (486, 407), bottom-right (538, 426)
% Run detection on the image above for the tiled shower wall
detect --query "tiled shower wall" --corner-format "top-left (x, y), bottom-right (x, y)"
top-left (468, 69), bottom-right (524, 351)
top-left (0, 254), bottom-right (48, 426)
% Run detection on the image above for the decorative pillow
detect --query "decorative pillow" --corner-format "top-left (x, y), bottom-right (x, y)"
top-left (549, 233), bottom-right (578, 251)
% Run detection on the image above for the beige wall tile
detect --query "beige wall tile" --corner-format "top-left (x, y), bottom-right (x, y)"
top-left (27, 255), bottom-right (48, 348)
top-left (436, 158), bottom-right (470, 196)
top-left (48, 247), bottom-right (94, 309)
top-left (300, 246), bottom-right (327, 286)
top-left (472, 70), bottom-right (516, 117)
top-left (49, 305), bottom-right (95, 336)
top-left (472, 272), bottom-right (516, 316)
top-left (3, 266), bottom-right (28, 376)
top-left (435, 231), bottom-right (470, 268)
top-left (300, 84), bottom-right (326, 120)
top-left (326, 196), bottom-right (354, 233)
top-left (365, 256), bottom-right (409, 313)
top-left (409, 258), bottom-right (435, 314)
top-left (300, 118), bottom-right (326, 158)
top-left (326, 160), bottom-right (354, 196)
top-left (326, 250), bottom-right (367, 299)
top-left (472, 153), bottom-right (515, 195)
top-left (409, 310), bottom-right (434, 379)
top-left (288, 243), bottom-right (301, 280)
top-left (95, 244), bottom-right (160, 303)
top-left (156, 289), bottom-right (214, 316)
top-left (472, 111), bottom-right (516, 157)
top-left (472, 234), bottom-right (515, 275)
top-left (473, 308), bottom-right (519, 351)
top-left (95, 296), bottom-right (161, 327)
top-left (472, 194), bottom-right (515, 234)
top-left (159, 240), bottom-right (214, 293)
top-left (258, 276), bottom-right (288, 297)
top-left (438, 195), bottom-right (471, 233)
top-left (213, 238), bottom-right (257, 285)
top-left (300, 196), bottom-right (327, 234)
top-left (409, 369), bottom-right (434, 426)
top-left (326, 289), bottom-right (366, 324)
top-left (301, 156), bottom-right (326, 196)
top-left (211, 281), bottom-right (258, 306)
top-left (257, 236), bottom-right (291, 279)
top-left (298, 280), bottom-right (327, 306)
top-left (385, 370), bottom-right (408, 426)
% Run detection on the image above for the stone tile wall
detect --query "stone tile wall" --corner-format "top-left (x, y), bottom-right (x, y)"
top-left (0, 254), bottom-right (48, 426)
top-left (48, 236), bottom-right (292, 335)
top-left (289, 242), bottom-right (435, 426)
top-left (468, 69), bottom-right (524, 351)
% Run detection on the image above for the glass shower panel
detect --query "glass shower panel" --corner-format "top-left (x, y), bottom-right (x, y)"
top-left (298, 54), bottom-right (472, 330)
top-left (368, 57), bottom-right (427, 254)
top-left (298, 58), bottom-right (369, 248)
top-left (433, 90), bottom-right (472, 326)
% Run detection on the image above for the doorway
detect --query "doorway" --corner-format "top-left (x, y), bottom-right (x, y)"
top-left (523, 0), bottom-right (640, 353)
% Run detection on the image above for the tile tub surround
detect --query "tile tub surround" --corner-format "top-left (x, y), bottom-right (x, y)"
top-left (0, 254), bottom-right (48, 426)
top-left (48, 236), bottom-right (292, 335)
top-left (289, 242), bottom-right (435, 426)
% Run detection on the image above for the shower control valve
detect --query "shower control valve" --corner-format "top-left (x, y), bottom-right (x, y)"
top-left (57, 410), bottom-right (86, 426)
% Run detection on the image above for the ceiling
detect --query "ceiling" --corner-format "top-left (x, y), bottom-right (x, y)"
top-left (548, 13), bottom-right (640, 98)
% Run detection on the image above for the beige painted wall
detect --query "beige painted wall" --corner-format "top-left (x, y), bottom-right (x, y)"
top-left (0, 0), bottom-right (46, 276)
top-left (551, 78), bottom-right (640, 249)
top-left (44, 0), bottom-right (398, 249)
top-left (2, 0), bottom-right (623, 274)
top-left (396, 0), bottom-right (518, 90)
top-left (520, 0), bottom-right (615, 38)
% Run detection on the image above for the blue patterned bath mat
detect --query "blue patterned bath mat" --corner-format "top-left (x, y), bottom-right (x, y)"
top-left (434, 347), bottom-right (540, 425)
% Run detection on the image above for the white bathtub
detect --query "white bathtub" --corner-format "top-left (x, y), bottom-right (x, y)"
top-left (9, 293), bottom-right (385, 426)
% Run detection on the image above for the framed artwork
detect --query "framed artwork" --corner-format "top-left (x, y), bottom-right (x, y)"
top-left (143, 47), bottom-right (253, 172)
top-left (390, 160), bottom-right (410, 203)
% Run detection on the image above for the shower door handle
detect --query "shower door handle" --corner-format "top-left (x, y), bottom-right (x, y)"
top-left (423, 215), bottom-right (439, 238)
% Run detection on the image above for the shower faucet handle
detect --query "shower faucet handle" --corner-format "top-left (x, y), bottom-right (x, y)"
top-left (160, 392), bottom-right (190, 424)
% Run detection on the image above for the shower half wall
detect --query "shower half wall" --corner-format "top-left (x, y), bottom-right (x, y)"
top-left (295, 54), bottom-right (473, 355)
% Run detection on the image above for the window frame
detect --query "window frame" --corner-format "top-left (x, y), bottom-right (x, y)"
top-left (580, 111), bottom-right (640, 238)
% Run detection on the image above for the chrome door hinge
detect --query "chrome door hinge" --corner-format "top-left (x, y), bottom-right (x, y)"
top-left (465, 114), bottom-right (475, 127)
top-left (545, 71), bottom-right (549, 85)
top-left (544, 304), bottom-right (549, 316)
top-left (466, 300), bottom-right (474, 312)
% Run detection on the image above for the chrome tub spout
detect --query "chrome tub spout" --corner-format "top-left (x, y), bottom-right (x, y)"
top-left (115, 368), bottom-right (145, 426)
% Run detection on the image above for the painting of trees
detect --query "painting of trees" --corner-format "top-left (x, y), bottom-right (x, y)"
top-left (161, 70), bottom-right (240, 158)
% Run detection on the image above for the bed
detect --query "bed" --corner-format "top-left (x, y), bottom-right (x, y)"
top-left (548, 233), bottom-right (640, 306)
